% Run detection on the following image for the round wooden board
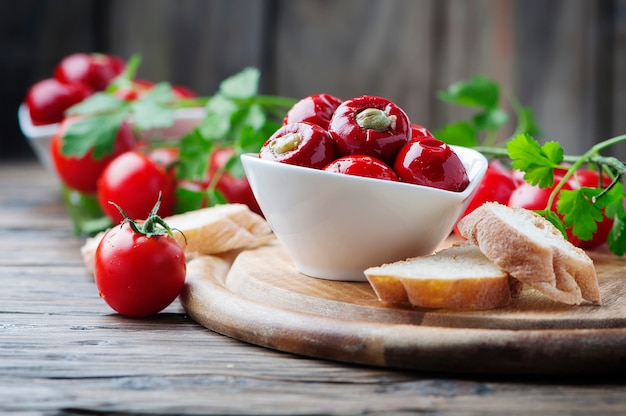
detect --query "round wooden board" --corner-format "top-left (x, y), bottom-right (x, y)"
top-left (180, 239), bottom-right (626, 374)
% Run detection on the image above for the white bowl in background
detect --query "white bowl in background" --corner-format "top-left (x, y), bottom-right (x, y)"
top-left (18, 103), bottom-right (205, 171)
top-left (241, 147), bottom-right (488, 281)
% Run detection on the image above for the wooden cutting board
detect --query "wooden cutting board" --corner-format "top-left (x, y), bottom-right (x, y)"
top-left (180, 238), bottom-right (626, 374)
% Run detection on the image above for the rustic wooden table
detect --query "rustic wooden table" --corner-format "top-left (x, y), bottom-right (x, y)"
top-left (2, 159), bottom-right (626, 415)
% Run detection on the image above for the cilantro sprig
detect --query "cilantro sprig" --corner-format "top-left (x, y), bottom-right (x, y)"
top-left (434, 75), bottom-right (541, 148)
top-left (505, 133), bottom-right (626, 255)
top-left (435, 75), bottom-right (626, 256)
top-left (174, 67), bottom-right (296, 212)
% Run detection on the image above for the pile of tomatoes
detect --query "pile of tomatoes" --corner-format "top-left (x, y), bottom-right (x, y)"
top-left (26, 53), bottom-right (260, 228)
top-left (26, 53), bottom-right (126, 126)
top-left (457, 161), bottom-right (613, 249)
top-left (259, 94), bottom-right (470, 193)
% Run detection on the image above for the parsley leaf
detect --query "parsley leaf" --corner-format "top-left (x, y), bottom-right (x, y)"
top-left (219, 67), bottom-right (259, 98)
top-left (513, 105), bottom-right (541, 137)
top-left (433, 121), bottom-right (478, 147)
top-left (62, 111), bottom-right (129, 159)
top-left (131, 82), bottom-right (176, 130)
top-left (67, 92), bottom-right (126, 116)
top-left (437, 75), bottom-right (500, 109)
top-left (507, 134), bottom-right (563, 187)
top-left (557, 188), bottom-right (605, 240)
top-left (175, 67), bottom-right (295, 210)
top-left (473, 108), bottom-right (509, 131)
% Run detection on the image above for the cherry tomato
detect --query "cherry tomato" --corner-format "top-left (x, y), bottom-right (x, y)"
top-left (50, 117), bottom-right (135, 194)
top-left (26, 78), bottom-right (92, 125)
top-left (207, 147), bottom-right (262, 215)
top-left (54, 53), bottom-right (125, 91)
top-left (259, 122), bottom-right (338, 169)
top-left (94, 206), bottom-right (186, 317)
top-left (453, 166), bottom-right (517, 237)
top-left (394, 138), bottom-right (469, 192)
top-left (324, 155), bottom-right (399, 181)
top-left (328, 95), bottom-right (411, 164)
top-left (97, 151), bottom-right (176, 224)
top-left (282, 94), bottom-right (342, 130)
top-left (460, 166), bottom-right (517, 217)
top-left (567, 169), bottom-right (614, 248)
top-left (172, 84), bottom-right (197, 99)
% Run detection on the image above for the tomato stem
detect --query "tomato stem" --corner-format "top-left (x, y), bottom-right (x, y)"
top-left (109, 193), bottom-right (184, 242)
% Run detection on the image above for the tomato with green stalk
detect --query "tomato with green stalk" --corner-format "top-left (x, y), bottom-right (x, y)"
top-left (94, 197), bottom-right (186, 317)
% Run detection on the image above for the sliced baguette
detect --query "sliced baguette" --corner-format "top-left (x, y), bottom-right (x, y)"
top-left (364, 241), bottom-right (515, 310)
top-left (164, 203), bottom-right (271, 256)
top-left (81, 203), bottom-right (271, 274)
top-left (457, 202), bottom-right (600, 305)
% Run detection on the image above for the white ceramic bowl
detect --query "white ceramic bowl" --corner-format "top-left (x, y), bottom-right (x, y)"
top-left (18, 103), bottom-right (205, 171)
top-left (241, 147), bottom-right (488, 281)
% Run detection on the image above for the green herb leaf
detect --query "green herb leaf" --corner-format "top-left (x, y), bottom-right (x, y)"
top-left (437, 75), bottom-right (500, 109)
top-left (177, 128), bottom-right (213, 180)
top-left (131, 83), bottom-right (176, 130)
top-left (66, 92), bottom-right (126, 116)
top-left (603, 182), bottom-right (626, 255)
top-left (543, 209), bottom-right (568, 238)
top-left (174, 186), bottom-right (206, 213)
top-left (62, 111), bottom-right (129, 159)
top-left (473, 108), bottom-right (509, 131)
top-left (219, 67), bottom-right (260, 98)
top-left (513, 105), bottom-right (542, 137)
top-left (433, 121), bottom-right (478, 147)
top-left (557, 188), bottom-right (604, 240)
top-left (199, 95), bottom-right (239, 140)
top-left (507, 134), bottom-right (563, 187)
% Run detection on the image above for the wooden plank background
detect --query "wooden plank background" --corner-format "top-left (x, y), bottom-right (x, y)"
top-left (3, 0), bottom-right (626, 159)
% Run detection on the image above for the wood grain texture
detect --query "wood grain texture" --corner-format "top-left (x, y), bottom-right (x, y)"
top-left (182, 239), bottom-right (626, 374)
top-left (3, 164), bottom-right (626, 412)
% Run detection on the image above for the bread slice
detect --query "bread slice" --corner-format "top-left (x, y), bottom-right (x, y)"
top-left (364, 241), bottom-right (515, 310)
top-left (457, 202), bottom-right (600, 305)
top-left (81, 203), bottom-right (271, 274)
top-left (164, 203), bottom-right (271, 257)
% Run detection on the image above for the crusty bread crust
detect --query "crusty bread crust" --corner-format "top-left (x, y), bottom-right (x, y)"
top-left (165, 204), bottom-right (271, 257)
top-left (365, 242), bottom-right (513, 310)
top-left (81, 204), bottom-right (271, 275)
top-left (457, 202), bottom-right (600, 305)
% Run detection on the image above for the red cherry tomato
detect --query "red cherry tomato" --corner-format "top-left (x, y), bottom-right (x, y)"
top-left (567, 169), bottom-right (612, 189)
top-left (207, 147), bottom-right (262, 216)
top-left (324, 155), bottom-right (399, 181)
top-left (26, 78), bottom-right (92, 125)
top-left (94, 209), bottom-right (186, 317)
top-left (282, 94), bottom-right (342, 130)
top-left (394, 138), bottom-right (469, 192)
top-left (97, 151), bottom-right (176, 224)
top-left (54, 53), bottom-right (125, 91)
top-left (567, 169), bottom-right (614, 248)
top-left (50, 117), bottom-right (135, 193)
top-left (461, 166), bottom-right (517, 217)
top-left (172, 85), bottom-right (197, 99)
top-left (259, 122), bottom-right (338, 169)
top-left (328, 95), bottom-right (411, 164)
top-left (453, 166), bottom-right (517, 237)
